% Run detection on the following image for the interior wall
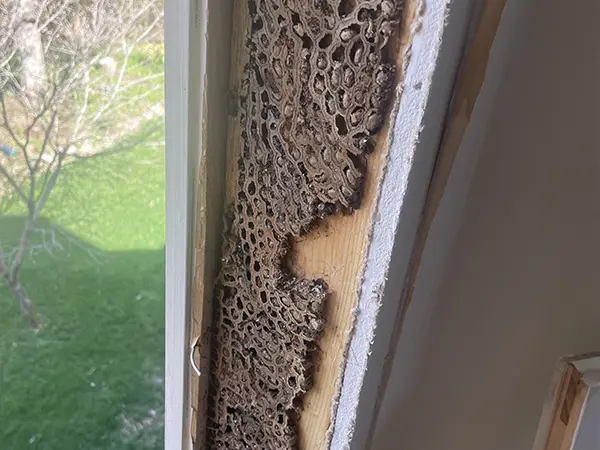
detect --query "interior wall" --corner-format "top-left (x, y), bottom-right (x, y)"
top-left (573, 387), bottom-right (600, 450)
top-left (372, 0), bottom-right (600, 448)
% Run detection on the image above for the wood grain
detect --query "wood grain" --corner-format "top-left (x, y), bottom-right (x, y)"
top-left (217, 2), bottom-right (416, 449)
top-left (293, 2), bottom-right (418, 448)
top-left (190, 1), bottom-right (233, 448)
top-left (224, 0), bottom-right (247, 204)
top-left (545, 365), bottom-right (576, 450)
top-left (543, 365), bottom-right (588, 450)
top-left (532, 353), bottom-right (600, 450)
top-left (559, 380), bottom-right (587, 450)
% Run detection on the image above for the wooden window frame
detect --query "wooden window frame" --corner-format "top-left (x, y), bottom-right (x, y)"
top-left (163, 0), bottom-right (508, 448)
top-left (164, 0), bottom-right (232, 448)
top-left (544, 364), bottom-right (588, 450)
top-left (533, 353), bottom-right (600, 450)
top-left (163, 0), bottom-right (504, 448)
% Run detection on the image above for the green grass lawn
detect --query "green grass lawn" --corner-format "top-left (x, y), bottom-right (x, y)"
top-left (0, 132), bottom-right (165, 449)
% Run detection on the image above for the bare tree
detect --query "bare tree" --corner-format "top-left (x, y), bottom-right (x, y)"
top-left (0, 0), bottom-right (163, 329)
top-left (15, 0), bottom-right (45, 98)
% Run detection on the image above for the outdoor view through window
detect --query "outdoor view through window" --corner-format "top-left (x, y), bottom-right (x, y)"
top-left (0, 1), bottom-right (165, 448)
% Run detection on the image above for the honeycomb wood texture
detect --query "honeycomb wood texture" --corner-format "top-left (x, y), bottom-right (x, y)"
top-left (207, 1), bottom-right (404, 448)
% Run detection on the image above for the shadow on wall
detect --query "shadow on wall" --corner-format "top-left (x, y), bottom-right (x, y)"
top-left (0, 216), bottom-right (165, 449)
top-left (373, 0), bottom-right (600, 449)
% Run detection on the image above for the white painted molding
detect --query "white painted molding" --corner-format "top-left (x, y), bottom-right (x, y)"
top-left (329, 1), bottom-right (480, 448)
top-left (164, 0), bottom-right (207, 448)
top-left (573, 358), bottom-right (600, 384)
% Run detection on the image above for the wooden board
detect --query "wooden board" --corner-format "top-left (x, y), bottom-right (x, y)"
top-left (190, 0), bottom-right (234, 447)
top-left (543, 364), bottom-right (588, 450)
top-left (532, 353), bottom-right (600, 450)
top-left (192, 0), bottom-right (507, 448)
top-left (219, 2), bottom-right (418, 449)
top-left (293, 2), bottom-right (418, 448)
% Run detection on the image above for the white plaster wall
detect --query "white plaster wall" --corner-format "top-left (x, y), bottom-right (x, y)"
top-left (573, 387), bottom-right (600, 450)
top-left (372, 0), bottom-right (600, 448)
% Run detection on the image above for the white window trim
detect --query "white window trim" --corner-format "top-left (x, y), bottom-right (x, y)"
top-left (164, 0), bottom-right (207, 448)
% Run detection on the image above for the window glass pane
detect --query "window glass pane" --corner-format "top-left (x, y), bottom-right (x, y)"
top-left (0, 1), bottom-right (165, 448)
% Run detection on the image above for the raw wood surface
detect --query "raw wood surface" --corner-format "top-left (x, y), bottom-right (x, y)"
top-left (532, 361), bottom-right (571, 450)
top-left (532, 353), bottom-right (600, 450)
top-left (224, 0), bottom-right (247, 203)
top-left (190, 1), bottom-right (233, 448)
top-left (558, 377), bottom-right (587, 450)
top-left (292, 3), bottom-right (418, 448)
top-left (194, 0), bottom-right (505, 446)
top-left (220, 2), bottom-right (417, 449)
top-left (545, 365), bottom-right (576, 450)
top-left (543, 365), bottom-right (588, 450)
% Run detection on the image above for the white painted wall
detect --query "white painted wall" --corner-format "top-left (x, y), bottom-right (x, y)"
top-left (372, 0), bottom-right (600, 448)
top-left (573, 388), bottom-right (600, 450)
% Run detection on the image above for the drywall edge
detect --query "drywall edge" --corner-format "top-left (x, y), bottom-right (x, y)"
top-left (328, 1), bottom-right (477, 448)
top-left (371, 0), bottom-right (524, 441)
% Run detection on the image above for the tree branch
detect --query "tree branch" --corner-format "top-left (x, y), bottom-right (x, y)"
top-left (33, 151), bottom-right (64, 219)
top-left (0, 0), bottom-right (163, 330)
top-left (71, 119), bottom-right (162, 162)
top-left (69, 69), bottom-right (90, 142)
top-left (89, 40), bottom-right (131, 126)
top-left (0, 94), bottom-right (26, 150)
top-left (8, 217), bottom-right (31, 283)
top-left (33, 107), bottom-right (58, 173)
top-left (0, 163), bottom-right (29, 206)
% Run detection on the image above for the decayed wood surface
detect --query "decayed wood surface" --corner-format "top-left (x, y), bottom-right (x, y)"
top-left (190, 1), bottom-right (233, 447)
top-left (293, 2), bottom-right (418, 448)
top-left (193, 0), bottom-right (504, 447)
top-left (219, 2), bottom-right (417, 449)
top-left (224, 0), bottom-right (247, 203)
